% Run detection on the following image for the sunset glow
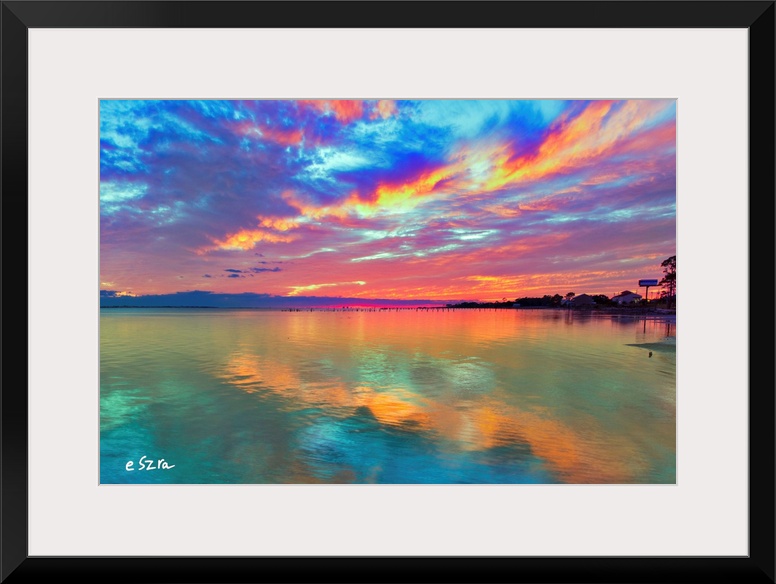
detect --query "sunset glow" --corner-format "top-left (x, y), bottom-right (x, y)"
top-left (100, 99), bottom-right (676, 305)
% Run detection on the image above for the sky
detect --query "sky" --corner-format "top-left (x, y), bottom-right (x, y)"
top-left (100, 99), bottom-right (676, 307)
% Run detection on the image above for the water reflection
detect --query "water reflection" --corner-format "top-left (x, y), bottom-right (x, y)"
top-left (100, 309), bottom-right (676, 484)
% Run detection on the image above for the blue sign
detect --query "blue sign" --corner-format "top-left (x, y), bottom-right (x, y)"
top-left (639, 279), bottom-right (658, 286)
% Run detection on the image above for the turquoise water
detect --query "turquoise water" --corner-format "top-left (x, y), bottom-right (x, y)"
top-left (100, 308), bottom-right (676, 484)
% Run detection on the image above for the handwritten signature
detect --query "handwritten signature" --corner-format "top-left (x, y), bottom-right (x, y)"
top-left (125, 456), bottom-right (175, 471)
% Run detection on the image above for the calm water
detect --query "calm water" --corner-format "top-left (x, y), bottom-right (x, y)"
top-left (100, 308), bottom-right (676, 484)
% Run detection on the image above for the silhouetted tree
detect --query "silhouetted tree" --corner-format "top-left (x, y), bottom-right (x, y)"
top-left (516, 296), bottom-right (548, 307)
top-left (659, 255), bottom-right (676, 304)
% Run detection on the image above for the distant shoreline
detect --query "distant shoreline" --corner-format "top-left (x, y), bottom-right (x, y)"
top-left (100, 305), bottom-right (676, 318)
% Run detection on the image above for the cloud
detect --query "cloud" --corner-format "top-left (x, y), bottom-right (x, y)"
top-left (250, 267), bottom-right (282, 273)
top-left (288, 280), bottom-right (366, 296)
top-left (300, 100), bottom-right (365, 124)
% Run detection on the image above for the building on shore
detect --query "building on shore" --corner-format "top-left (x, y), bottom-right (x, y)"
top-left (611, 290), bottom-right (643, 304)
top-left (569, 293), bottom-right (596, 306)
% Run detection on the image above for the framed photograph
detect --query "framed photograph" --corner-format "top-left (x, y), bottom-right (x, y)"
top-left (98, 95), bottom-right (681, 489)
top-left (4, 1), bottom-right (773, 582)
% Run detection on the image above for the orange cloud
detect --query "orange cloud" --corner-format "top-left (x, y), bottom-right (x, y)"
top-left (371, 100), bottom-right (398, 119)
top-left (102, 290), bottom-right (136, 297)
top-left (201, 228), bottom-right (296, 252)
top-left (481, 204), bottom-right (522, 218)
top-left (300, 100), bottom-right (365, 124)
top-left (262, 126), bottom-right (303, 146)
top-left (581, 172), bottom-right (623, 186)
top-left (281, 162), bottom-right (459, 221)
top-left (471, 100), bottom-right (672, 193)
top-left (259, 217), bottom-right (300, 231)
top-left (612, 122), bottom-right (676, 157)
top-left (282, 190), bottom-right (357, 220)
top-left (329, 100), bottom-right (364, 123)
top-left (363, 164), bottom-right (458, 215)
top-left (283, 112), bottom-right (642, 223)
top-left (198, 200), bottom-right (303, 253)
top-left (482, 195), bottom-right (565, 217)
top-left (519, 196), bottom-right (566, 212)
top-left (237, 122), bottom-right (303, 146)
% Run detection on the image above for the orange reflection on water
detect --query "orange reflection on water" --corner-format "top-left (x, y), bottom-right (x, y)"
top-left (219, 353), bottom-right (300, 395)
top-left (353, 386), bottom-right (432, 429)
top-left (219, 351), bottom-right (642, 483)
top-left (422, 400), bottom-right (635, 483)
top-left (498, 408), bottom-right (635, 483)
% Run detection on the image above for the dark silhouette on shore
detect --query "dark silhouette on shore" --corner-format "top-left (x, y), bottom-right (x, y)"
top-left (446, 255), bottom-right (676, 313)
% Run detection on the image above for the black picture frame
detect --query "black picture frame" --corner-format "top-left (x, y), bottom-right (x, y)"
top-left (2, 2), bottom-right (773, 582)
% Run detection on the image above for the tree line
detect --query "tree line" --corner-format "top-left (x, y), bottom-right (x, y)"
top-left (446, 255), bottom-right (676, 309)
